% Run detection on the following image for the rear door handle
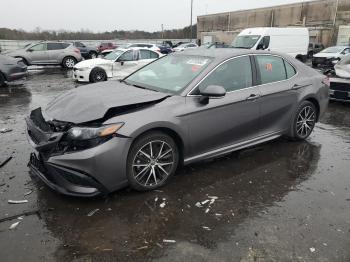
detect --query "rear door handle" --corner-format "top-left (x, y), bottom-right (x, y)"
top-left (246, 94), bottom-right (260, 101)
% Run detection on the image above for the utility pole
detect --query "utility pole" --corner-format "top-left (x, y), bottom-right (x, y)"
top-left (190, 0), bottom-right (193, 42)
top-left (161, 24), bottom-right (164, 39)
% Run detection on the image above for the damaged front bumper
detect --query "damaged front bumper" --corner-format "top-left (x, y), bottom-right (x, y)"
top-left (25, 108), bottom-right (131, 197)
top-left (28, 153), bottom-right (104, 197)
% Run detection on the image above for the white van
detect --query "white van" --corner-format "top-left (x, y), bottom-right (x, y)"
top-left (232, 27), bottom-right (309, 61)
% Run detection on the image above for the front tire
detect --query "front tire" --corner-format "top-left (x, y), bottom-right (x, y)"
top-left (126, 132), bottom-right (179, 191)
top-left (89, 68), bottom-right (107, 83)
top-left (62, 56), bottom-right (77, 69)
top-left (289, 101), bottom-right (317, 140)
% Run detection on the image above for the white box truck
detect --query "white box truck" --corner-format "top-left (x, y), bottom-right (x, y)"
top-left (232, 27), bottom-right (309, 61)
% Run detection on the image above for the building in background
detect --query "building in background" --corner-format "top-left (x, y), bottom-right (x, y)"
top-left (197, 0), bottom-right (350, 47)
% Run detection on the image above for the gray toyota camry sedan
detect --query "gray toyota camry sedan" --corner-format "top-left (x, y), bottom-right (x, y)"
top-left (26, 49), bottom-right (329, 197)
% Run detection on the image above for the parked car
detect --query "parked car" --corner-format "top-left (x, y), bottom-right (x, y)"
top-left (157, 44), bottom-right (173, 54)
top-left (232, 27), bottom-right (309, 61)
top-left (173, 43), bottom-right (198, 52)
top-left (312, 46), bottom-right (350, 68)
top-left (308, 42), bottom-right (324, 58)
top-left (162, 40), bottom-right (174, 48)
top-left (26, 49), bottom-right (328, 197)
top-left (99, 49), bottom-right (115, 58)
top-left (97, 42), bottom-right (117, 53)
top-left (199, 42), bottom-right (233, 49)
top-left (328, 77), bottom-right (350, 102)
top-left (0, 54), bottom-right (27, 87)
top-left (73, 48), bottom-right (162, 83)
top-left (5, 41), bottom-right (82, 68)
top-left (334, 54), bottom-right (350, 78)
top-left (72, 41), bottom-right (98, 59)
top-left (172, 41), bottom-right (189, 48)
top-left (126, 43), bottom-right (161, 52)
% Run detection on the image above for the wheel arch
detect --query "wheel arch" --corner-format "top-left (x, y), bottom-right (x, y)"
top-left (14, 56), bottom-right (29, 65)
top-left (129, 127), bottom-right (185, 166)
top-left (304, 97), bottom-right (320, 121)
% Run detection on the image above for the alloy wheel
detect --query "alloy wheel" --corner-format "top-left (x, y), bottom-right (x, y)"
top-left (94, 72), bottom-right (104, 81)
top-left (132, 140), bottom-right (174, 187)
top-left (296, 105), bottom-right (316, 138)
top-left (65, 58), bottom-right (75, 68)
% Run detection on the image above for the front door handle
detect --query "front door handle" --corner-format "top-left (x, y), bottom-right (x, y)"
top-left (246, 94), bottom-right (260, 101)
top-left (292, 83), bottom-right (311, 90)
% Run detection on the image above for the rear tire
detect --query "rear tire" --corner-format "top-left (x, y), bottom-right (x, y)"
top-left (126, 131), bottom-right (179, 191)
top-left (62, 56), bottom-right (77, 69)
top-left (288, 101), bottom-right (317, 141)
top-left (89, 67), bottom-right (107, 83)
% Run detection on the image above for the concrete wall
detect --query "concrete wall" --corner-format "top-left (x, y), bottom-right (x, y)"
top-left (197, 0), bottom-right (350, 46)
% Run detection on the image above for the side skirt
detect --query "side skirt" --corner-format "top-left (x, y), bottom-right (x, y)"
top-left (184, 132), bottom-right (283, 165)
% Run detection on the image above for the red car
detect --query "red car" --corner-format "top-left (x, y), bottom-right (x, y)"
top-left (97, 42), bottom-right (117, 53)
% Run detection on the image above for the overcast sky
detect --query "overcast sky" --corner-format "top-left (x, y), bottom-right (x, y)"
top-left (1, 0), bottom-right (308, 32)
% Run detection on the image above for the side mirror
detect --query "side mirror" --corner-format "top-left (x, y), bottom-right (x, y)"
top-left (199, 85), bottom-right (226, 103)
top-left (27, 49), bottom-right (33, 52)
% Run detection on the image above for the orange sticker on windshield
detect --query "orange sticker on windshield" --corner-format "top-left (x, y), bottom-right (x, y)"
top-left (191, 65), bottom-right (201, 72)
top-left (265, 63), bottom-right (273, 71)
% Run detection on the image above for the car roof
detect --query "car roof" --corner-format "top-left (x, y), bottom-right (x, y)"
top-left (175, 48), bottom-right (281, 59)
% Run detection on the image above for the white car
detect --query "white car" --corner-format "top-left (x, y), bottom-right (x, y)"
top-left (73, 48), bottom-right (163, 83)
top-left (335, 54), bottom-right (350, 78)
top-left (126, 43), bottom-right (161, 52)
top-left (173, 43), bottom-right (198, 52)
top-left (312, 46), bottom-right (350, 68)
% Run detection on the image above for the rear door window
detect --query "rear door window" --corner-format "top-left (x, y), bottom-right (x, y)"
top-left (150, 51), bottom-right (159, 59)
top-left (140, 50), bottom-right (152, 59)
top-left (47, 43), bottom-right (68, 50)
top-left (256, 55), bottom-right (287, 84)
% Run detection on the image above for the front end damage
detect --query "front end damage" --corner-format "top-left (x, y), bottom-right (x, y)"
top-left (26, 108), bottom-right (126, 197)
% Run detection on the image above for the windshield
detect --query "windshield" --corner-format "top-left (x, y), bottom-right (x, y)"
top-left (320, 47), bottom-right (344, 53)
top-left (125, 55), bottom-right (213, 94)
top-left (232, 35), bottom-right (261, 49)
top-left (104, 50), bottom-right (124, 61)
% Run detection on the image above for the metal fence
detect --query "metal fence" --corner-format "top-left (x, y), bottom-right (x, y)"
top-left (0, 39), bottom-right (191, 52)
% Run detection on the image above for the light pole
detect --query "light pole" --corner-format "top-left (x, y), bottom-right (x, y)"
top-left (190, 0), bottom-right (193, 42)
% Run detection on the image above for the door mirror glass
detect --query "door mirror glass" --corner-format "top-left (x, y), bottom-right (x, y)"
top-left (199, 85), bottom-right (226, 97)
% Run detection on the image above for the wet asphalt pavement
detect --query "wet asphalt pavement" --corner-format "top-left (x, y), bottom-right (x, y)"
top-left (0, 68), bottom-right (349, 262)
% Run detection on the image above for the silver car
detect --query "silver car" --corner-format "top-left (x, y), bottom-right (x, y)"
top-left (26, 49), bottom-right (329, 197)
top-left (6, 41), bottom-right (82, 68)
top-left (0, 54), bottom-right (27, 87)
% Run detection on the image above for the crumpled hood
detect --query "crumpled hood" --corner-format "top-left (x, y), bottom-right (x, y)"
top-left (43, 81), bottom-right (169, 124)
top-left (75, 58), bottom-right (112, 68)
top-left (313, 52), bottom-right (339, 58)
top-left (0, 54), bottom-right (23, 64)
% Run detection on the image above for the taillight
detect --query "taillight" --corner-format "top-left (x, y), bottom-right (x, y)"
top-left (74, 48), bottom-right (80, 54)
top-left (322, 77), bottom-right (330, 87)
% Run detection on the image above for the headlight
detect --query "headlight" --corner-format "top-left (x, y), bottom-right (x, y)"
top-left (67, 123), bottom-right (124, 140)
